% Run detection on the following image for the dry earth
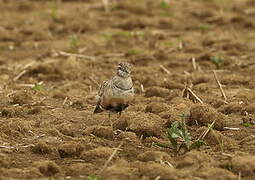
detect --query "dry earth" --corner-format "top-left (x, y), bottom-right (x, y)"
top-left (0, 0), bottom-right (255, 180)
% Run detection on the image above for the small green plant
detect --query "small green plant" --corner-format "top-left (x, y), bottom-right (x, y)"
top-left (48, 3), bottom-right (61, 23)
top-left (135, 31), bottom-right (145, 40)
top-left (156, 113), bottom-right (204, 153)
top-left (160, 0), bottom-right (170, 10)
top-left (199, 23), bottom-right (211, 31)
top-left (242, 122), bottom-right (252, 127)
top-left (126, 49), bottom-right (140, 56)
top-left (48, 178), bottom-right (60, 180)
top-left (164, 41), bottom-right (174, 47)
top-left (101, 32), bottom-right (113, 41)
top-left (210, 56), bottom-right (223, 68)
top-left (110, 4), bottom-right (120, 11)
top-left (116, 31), bottom-right (132, 38)
top-left (31, 82), bottom-right (44, 92)
top-left (69, 35), bottom-right (80, 52)
top-left (87, 175), bottom-right (102, 180)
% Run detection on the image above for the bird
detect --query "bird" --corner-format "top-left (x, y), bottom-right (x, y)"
top-left (93, 62), bottom-right (134, 125)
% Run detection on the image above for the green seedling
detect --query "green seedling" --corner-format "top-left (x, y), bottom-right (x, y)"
top-left (135, 31), bottom-right (145, 40)
top-left (101, 32), bottom-right (113, 41)
top-left (116, 31), bottom-right (132, 38)
top-left (160, 0), bottom-right (170, 10)
top-left (110, 4), bottom-right (120, 11)
top-left (210, 56), bottom-right (223, 68)
top-left (242, 122), bottom-right (252, 127)
top-left (69, 35), bottom-right (80, 52)
top-left (126, 49), bottom-right (140, 56)
top-left (156, 113), bottom-right (204, 153)
top-left (48, 2), bottom-right (61, 23)
top-left (88, 175), bottom-right (102, 180)
top-left (199, 23), bottom-right (211, 31)
top-left (164, 41), bottom-right (174, 47)
top-left (31, 82), bottom-right (44, 92)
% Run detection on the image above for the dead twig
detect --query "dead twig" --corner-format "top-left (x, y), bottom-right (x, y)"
top-left (63, 97), bottom-right (68, 105)
top-left (192, 57), bottom-right (197, 71)
top-left (102, 53), bottom-right (125, 58)
top-left (159, 64), bottom-right (171, 75)
top-left (16, 84), bottom-right (34, 88)
top-left (140, 84), bottom-right (144, 93)
top-left (155, 176), bottom-right (161, 180)
top-left (58, 51), bottom-right (96, 61)
top-left (184, 88), bottom-right (203, 104)
top-left (238, 172), bottom-right (241, 180)
top-left (0, 145), bottom-right (15, 149)
top-left (13, 70), bottom-right (27, 81)
top-left (198, 120), bottom-right (215, 140)
top-left (99, 141), bottom-right (123, 174)
top-left (223, 127), bottom-right (240, 131)
top-left (213, 71), bottom-right (227, 101)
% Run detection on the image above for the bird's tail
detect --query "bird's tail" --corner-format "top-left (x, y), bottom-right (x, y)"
top-left (93, 104), bottom-right (103, 113)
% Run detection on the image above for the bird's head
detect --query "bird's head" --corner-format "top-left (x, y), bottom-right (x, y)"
top-left (116, 62), bottom-right (132, 78)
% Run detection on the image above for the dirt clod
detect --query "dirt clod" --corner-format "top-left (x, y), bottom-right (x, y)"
top-left (188, 104), bottom-right (227, 130)
top-left (137, 151), bottom-right (174, 164)
top-left (80, 147), bottom-right (115, 163)
top-left (231, 154), bottom-right (255, 176)
top-left (145, 87), bottom-right (170, 98)
top-left (0, 0), bottom-right (254, 179)
top-left (65, 163), bottom-right (95, 176)
top-left (102, 159), bottom-right (134, 180)
top-left (33, 160), bottom-right (61, 176)
top-left (58, 142), bottom-right (84, 158)
top-left (134, 161), bottom-right (178, 180)
top-left (145, 102), bottom-right (170, 114)
top-left (176, 150), bottom-right (214, 168)
top-left (83, 126), bottom-right (114, 140)
top-left (31, 141), bottom-right (52, 155)
top-left (194, 167), bottom-right (236, 180)
top-left (114, 112), bottom-right (165, 137)
top-left (197, 127), bottom-right (236, 148)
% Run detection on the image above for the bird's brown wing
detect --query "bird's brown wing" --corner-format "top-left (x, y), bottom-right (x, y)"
top-left (93, 80), bottom-right (108, 113)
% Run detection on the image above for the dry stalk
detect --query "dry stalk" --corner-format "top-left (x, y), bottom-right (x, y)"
top-left (238, 172), bottom-right (241, 180)
top-left (13, 70), bottom-right (27, 81)
top-left (0, 145), bottom-right (15, 149)
top-left (63, 97), bottom-right (68, 105)
top-left (140, 84), bottom-right (144, 93)
top-left (102, 53), bottom-right (125, 58)
top-left (58, 51), bottom-right (96, 61)
top-left (186, 88), bottom-right (203, 104)
top-left (198, 120), bottom-right (215, 140)
top-left (155, 176), bottom-right (161, 180)
top-left (16, 84), bottom-right (34, 88)
top-left (159, 64), bottom-right (171, 75)
top-left (99, 141), bottom-right (123, 174)
top-left (192, 57), bottom-right (197, 71)
top-left (223, 127), bottom-right (240, 130)
top-left (213, 71), bottom-right (227, 101)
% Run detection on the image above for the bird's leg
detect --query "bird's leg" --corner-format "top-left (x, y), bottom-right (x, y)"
top-left (117, 111), bottom-right (122, 118)
top-left (108, 112), bottom-right (113, 128)
top-left (100, 118), bottom-right (106, 126)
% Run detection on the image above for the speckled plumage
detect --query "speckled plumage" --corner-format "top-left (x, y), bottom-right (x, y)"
top-left (94, 62), bottom-right (134, 114)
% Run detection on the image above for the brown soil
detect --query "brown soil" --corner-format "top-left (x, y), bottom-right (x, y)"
top-left (0, 0), bottom-right (255, 179)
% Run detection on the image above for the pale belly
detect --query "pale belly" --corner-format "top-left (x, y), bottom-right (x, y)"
top-left (101, 93), bottom-right (134, 109)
